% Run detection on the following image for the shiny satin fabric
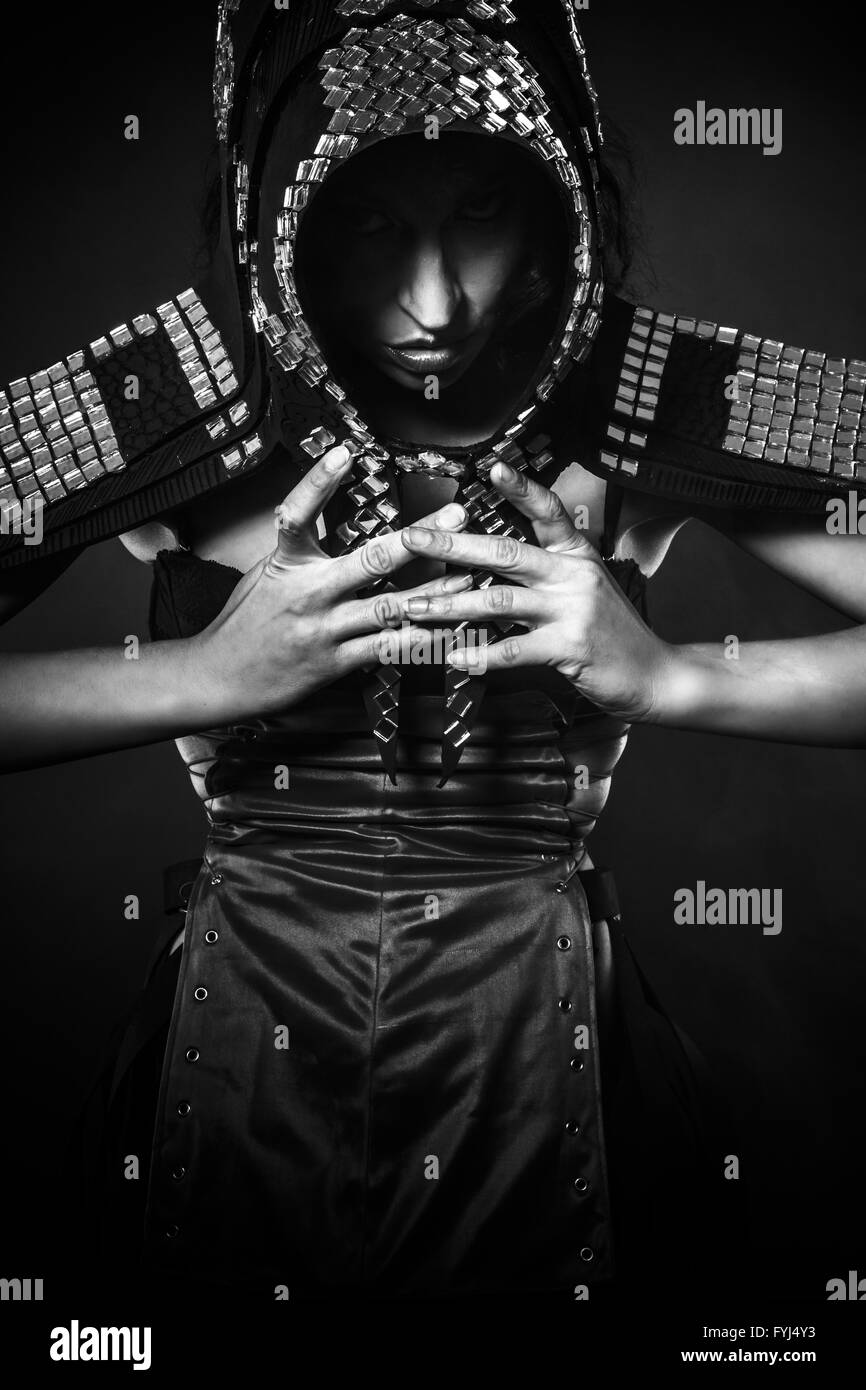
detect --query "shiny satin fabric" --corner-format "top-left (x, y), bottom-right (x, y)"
top-left (147, 842), bottom-right (612, 1295)
top-left (123, 550), bottom-right (738, 1298)
top-left (143, 679), bottom-right (625, 1296)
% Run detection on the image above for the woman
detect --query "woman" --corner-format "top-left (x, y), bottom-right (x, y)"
top-left (3, 0), bottom-right (866, 1302)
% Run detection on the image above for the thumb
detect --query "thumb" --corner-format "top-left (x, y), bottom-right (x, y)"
top-left (271, 440), bottom-right (356, 566)
top-left (272, 500), bottom-right (323, 567)
top-left (546, 527), bottom-right (601, 560)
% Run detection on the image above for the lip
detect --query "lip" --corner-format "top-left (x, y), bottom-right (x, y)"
top-left (381, 340), bottom-right (471, 374)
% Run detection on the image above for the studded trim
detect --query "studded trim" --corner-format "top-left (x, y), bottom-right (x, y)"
top-left (0, 289), bottom-right (253, 523)
top-left (266, 10), bottom-right (602, 481)
top-left (228, 3), bottom-right (604, 779)
top-left (213, 0), bottom-right (243, 146)
top-left (600, 304), bottom-right (866, 487)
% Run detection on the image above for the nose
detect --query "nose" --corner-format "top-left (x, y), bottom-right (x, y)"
top-left (396, 236), bottom-right (461, 336)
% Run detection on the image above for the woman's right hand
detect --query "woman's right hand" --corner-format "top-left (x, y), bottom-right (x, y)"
top-left (190, 441), bottom-right (470, 722)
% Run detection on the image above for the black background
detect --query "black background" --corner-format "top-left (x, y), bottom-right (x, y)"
top-left (0, 0), bottom-right (864, 1314)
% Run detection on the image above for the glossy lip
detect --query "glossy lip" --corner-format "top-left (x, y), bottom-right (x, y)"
top-left (381, 339), bottom-right (472, 374)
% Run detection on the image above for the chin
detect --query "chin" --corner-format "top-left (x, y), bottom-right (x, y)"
top-left (377, 361), bottom-right (431, 392)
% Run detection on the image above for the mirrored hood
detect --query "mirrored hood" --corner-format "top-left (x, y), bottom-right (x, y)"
top-left (213, 0), bottom-right (605, 490)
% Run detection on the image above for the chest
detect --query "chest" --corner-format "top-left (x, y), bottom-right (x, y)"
top-left (158, 454), bottom-right (608, 574)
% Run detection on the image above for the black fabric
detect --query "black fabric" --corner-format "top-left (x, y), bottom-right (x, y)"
top-left (73, 860), bottom-right (744, 1297)
top-left (3, 0), bottom-right (859, 581)
top-left (655, 333), bottom-right (740, 450)
top-left (43, 1), bottom-right (745, 1292)
top-left (63, 545), bottom-right (745, 1297)
top-left (577, 867), bottom-right (621, 925)
top-left (148, 550), bottom-right (243, 643)
top-left (0, 420), bottom-right (254, 569)
top-left (90, 326), bottom-right (202, 457)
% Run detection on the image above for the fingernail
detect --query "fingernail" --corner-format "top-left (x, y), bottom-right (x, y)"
top-left (443, 572), bottom-right (472, 592)
top-left (405, 597), bottom-right (431, 615)
top-left (495, 462), bottom-right (517, 482)
top-left (447, 649), bottom-right (484, 669)
top-left (433, 503), bottom-right (466, 528)
top-left (324, 444), bottom-right (352, 473)
top-left (404, 527), bottom-right (434, 548)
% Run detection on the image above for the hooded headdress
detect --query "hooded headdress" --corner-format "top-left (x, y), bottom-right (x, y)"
top-left (3, 0), bottom-right (865, 774)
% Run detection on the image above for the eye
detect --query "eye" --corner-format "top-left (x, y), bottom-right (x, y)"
top-left (455, 189), bottom-right (507, 222)
top-left (342, 202), bottom-right (397, 236)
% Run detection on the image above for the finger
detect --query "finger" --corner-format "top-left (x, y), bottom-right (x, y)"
top-left (272, 440), bottom-right (359, 565)
top-left (400, 525), bottom-right (552, 583)
top-left (489, 462), bottom-right (597, 556)
top-left (327, 501), bottom-right (468, 596)
top-left (402, 570), bottom-right (475, 603)
top-left (335, 625), bottom-right (435, 672)
top-left (334, 569), bottom-right (475, 640)
top-left (400, 584), bottom-right (539, 625)
top-left (445, 629), bottom-right (553, 673)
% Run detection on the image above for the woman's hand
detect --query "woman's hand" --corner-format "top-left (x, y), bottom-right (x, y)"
top-left (191, 440), bottom-right (471, 722)
top-left (400, 461), bottom-right (676, 724)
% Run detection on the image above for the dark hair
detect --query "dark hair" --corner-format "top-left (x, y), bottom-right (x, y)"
top-left (595, 117), bottom-right (649, 299)
top-left (191, 140), bottom-right (224, 282)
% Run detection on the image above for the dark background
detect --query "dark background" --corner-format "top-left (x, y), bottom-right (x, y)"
top-left (0, 0), bottom-right (863, 1300)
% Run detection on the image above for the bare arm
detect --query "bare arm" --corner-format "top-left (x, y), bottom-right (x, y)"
top-left (0, 443), bottom-right (468, 774)
top-left (408, 467), bottom-right (866, 748)
top-left (0, 543), bottom-right (264, 771)
top-left (0, 626), bottom-right (232, 773)
top-left (653, 627), bottom-right (866, 744)
top-left (588, 484), bottom-right (866, 742)
top-left (637, 501), bottom-right (866, 742)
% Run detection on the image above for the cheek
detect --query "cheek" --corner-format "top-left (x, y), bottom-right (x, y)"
top-left (313, 237), bottom-right (396, 336)
top-left (450, 223), bottom-right (527, 315)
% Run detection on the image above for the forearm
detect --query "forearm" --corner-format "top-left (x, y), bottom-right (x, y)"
top-left (0, 636), bottom-right (234, 772)
top-left (653, 627), bottom-right (866, 745)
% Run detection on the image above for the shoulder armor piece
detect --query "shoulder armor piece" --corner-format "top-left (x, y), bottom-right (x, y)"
top-left (0, 287), bottom-right (272, 568)
top-left (582, 296), bottom-right (866, 516)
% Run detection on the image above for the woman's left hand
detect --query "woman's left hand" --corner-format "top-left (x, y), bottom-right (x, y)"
top-left (399, 461), bottom-right (676, 724)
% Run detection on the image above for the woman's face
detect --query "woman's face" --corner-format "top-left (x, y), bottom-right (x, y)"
top-left (296, 134), bottom-right (537, 393)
